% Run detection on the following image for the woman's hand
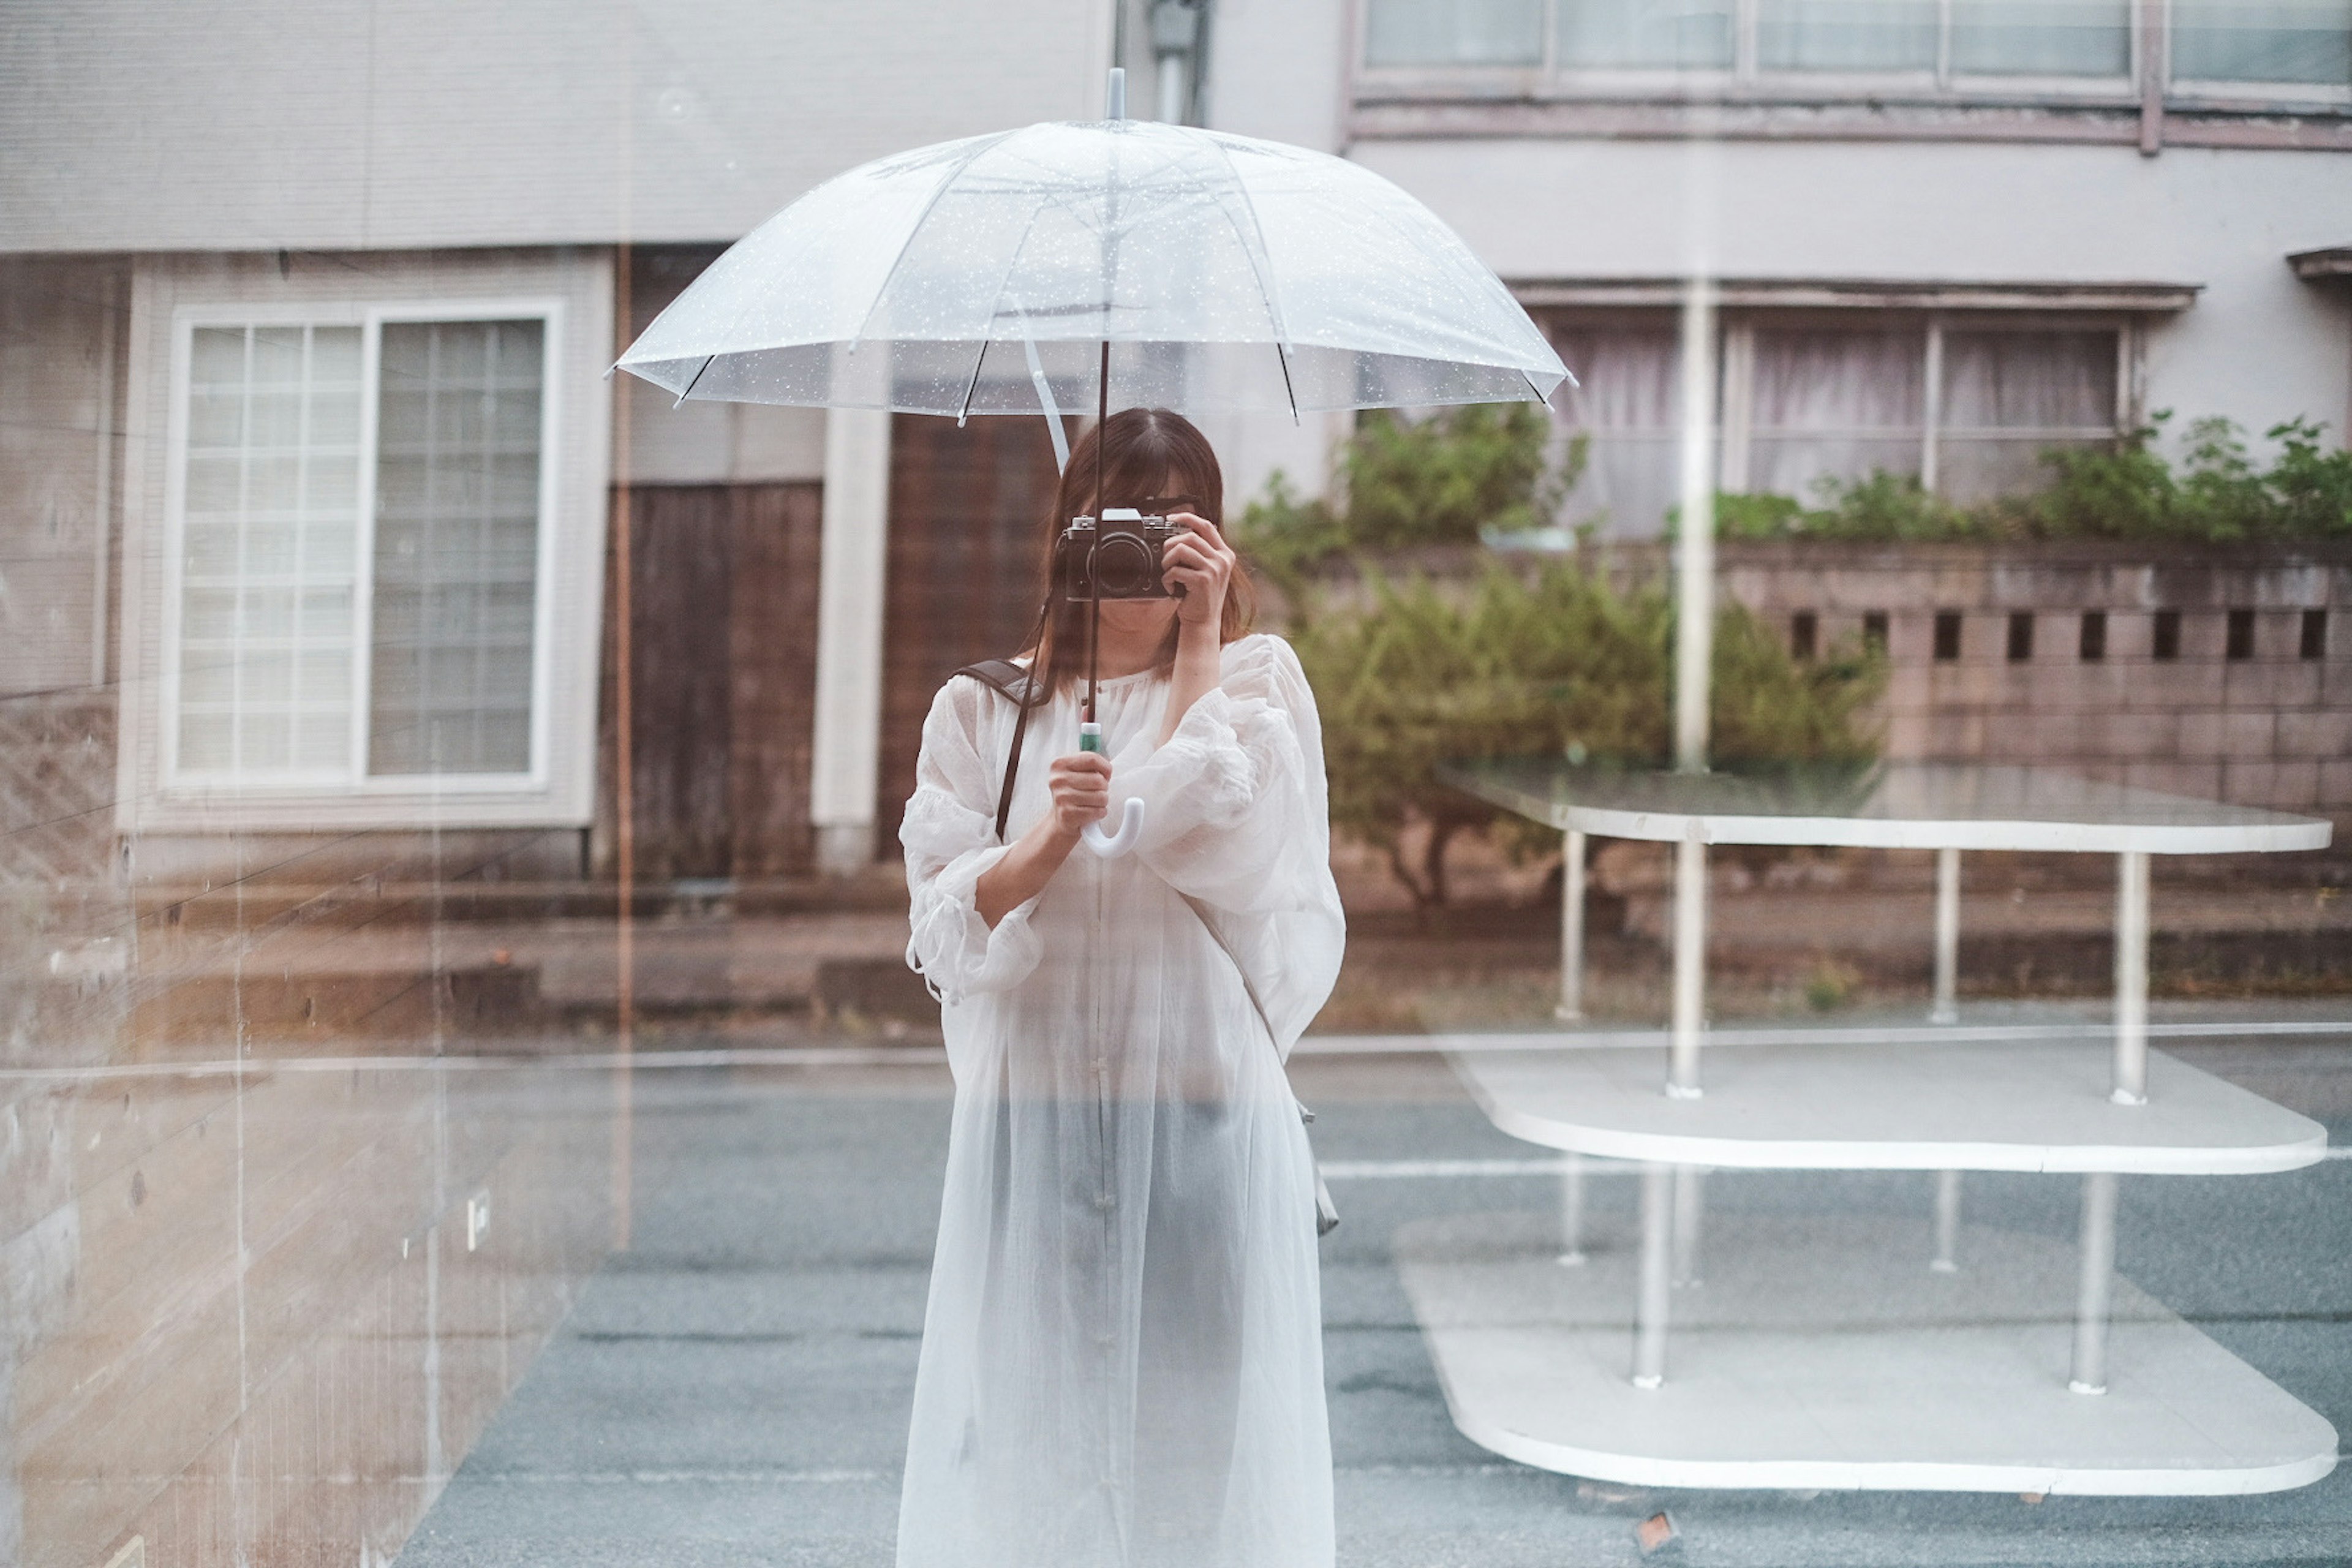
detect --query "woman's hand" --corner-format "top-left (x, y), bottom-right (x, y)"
top-left (1161, 512), bottom-right (1235, 629)
top-left (1045, 752), bottom-right (1113, 840)
top-left (977, 749), bottom-right (1114, 929)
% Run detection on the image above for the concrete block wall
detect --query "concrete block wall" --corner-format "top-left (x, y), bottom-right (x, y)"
top-left (1719, 542), bottom-right (2352, 813)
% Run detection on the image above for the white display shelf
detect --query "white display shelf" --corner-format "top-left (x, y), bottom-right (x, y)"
top-left (1397, 1210), bottom-right (2340, 1496)
top-left (1452, 1038), bottom-right (2329, 1175)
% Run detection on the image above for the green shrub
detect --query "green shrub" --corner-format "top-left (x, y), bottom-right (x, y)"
top-left (1714, 414), bottom-right (2352, 545)
top-left (1235, 403), bottom-right (1569, 594)
top-left (1292, 563), bottom-right (1883, 908)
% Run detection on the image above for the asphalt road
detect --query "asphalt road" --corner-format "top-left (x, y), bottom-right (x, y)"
top-left (394, 1027), bottom-right (2352, 1568)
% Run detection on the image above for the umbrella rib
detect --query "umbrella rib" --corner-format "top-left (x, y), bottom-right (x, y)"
top-left (845, 129), bottom-right (1016, 355)
top-left (1197, 132), bottom-right (1295, 356)
top-left (955, 339), bottom-right (989, 425)
top-left (672, 355), bottom-right (716, 409)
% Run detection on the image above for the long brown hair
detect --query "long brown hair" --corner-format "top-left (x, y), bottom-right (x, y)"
top-left (1025, 407), bottom-right (1256, 697)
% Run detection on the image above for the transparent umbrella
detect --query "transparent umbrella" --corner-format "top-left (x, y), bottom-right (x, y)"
top-left (615, 71), bottom-right (1568, 854)
top-left (614, 77), bottom-right (1567, 423)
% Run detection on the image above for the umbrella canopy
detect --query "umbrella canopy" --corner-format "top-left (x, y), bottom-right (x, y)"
top-left (614, 115), bottom-right (1567, 420)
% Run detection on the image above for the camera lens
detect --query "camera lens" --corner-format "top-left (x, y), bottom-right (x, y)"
top-left (1093, 536), bottom-right (1157, 597)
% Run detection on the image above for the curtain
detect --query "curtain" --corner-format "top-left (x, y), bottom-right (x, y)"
top-left (368, 318), bottom-right (545, 776)
top-left (1548, 323), bottom-right (1684, 538)
top-left (1556, 0), bottom-right (1736, 68)
top-left (1936, 328), bottom-right (2117, 502)
top-left (2171, 1), bottom-right (2352, 85)
top-left (1950, 0), bottom-right (2132, 75)
top-left (1364, 0), bottom-right (1544, 65)
top-left (1757, 0), bottom-right (1939, 69)
top-left (1747, 325), bottom-right (1926, 500)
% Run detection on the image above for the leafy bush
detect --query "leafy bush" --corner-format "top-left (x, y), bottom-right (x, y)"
top-left (1713, 415), bottom-right (2352, 545)
top-left (1235, 403), bottom-right (1569, 592)
top-left (1292, 564), bottom-right (1883, 908)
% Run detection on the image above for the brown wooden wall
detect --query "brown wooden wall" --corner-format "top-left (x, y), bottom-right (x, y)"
top-left (596, 482), bottom-right (824, 881)
top-left (876, 415), bottom-right (1066, 850)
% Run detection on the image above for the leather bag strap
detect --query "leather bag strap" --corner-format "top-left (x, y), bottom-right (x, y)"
top-left (951, 660), bottom-right (1044, 843)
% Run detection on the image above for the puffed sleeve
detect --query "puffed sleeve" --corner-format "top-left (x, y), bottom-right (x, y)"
top-left (1109, 635), bottom-right (1316, 910)
top-left (900, 679), bottom-right (1046, 1005)
top-left (1114, 634), bottom-right (1346, 1055)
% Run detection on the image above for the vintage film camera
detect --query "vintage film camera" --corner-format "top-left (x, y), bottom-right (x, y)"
top-left (1059, 507), bottom-right (1179, 601)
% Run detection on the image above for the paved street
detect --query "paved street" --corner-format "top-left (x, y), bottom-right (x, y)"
top-left (395, 1017), bottom-right (2352, 1567)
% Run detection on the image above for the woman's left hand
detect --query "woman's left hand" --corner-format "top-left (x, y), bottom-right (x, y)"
top-left (1161, 512), bottom-right (1236, 629)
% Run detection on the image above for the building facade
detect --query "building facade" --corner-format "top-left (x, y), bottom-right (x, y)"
top-left (2, 0), bottom-right (2348, 900)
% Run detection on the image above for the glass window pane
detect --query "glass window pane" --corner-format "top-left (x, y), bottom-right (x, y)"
top-left (1556, 0), bottom-right (1735, 67)
top-left (1951, 0), bottom-right (2133, 75)
top-left (1747, 325), bottom-right (1928, 499)
top-left (2173, 0), bottom-right (2352, 83)
top-left (1365, 0), bottom-right (1545, 65)
top-left (1548, 320), bottom-right (1684, 537)
top-left (1758, 0), bottom-right (1939, 69)
top-left (173, 322), bottom-right (361, 778)
top-left (368, 317), bottom-right (545, 777)
top-left (1937, 328), bottom-right (2119, 503)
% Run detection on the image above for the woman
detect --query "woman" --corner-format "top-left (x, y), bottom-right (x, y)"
top-left (895, 409), bottom-right (1346, 1568)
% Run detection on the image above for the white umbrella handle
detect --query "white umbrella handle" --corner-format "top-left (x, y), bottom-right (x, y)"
top-left (1076, 721), bottom-right (1145, 858)
top-left (1082, 797), bottom-right (1146, 859)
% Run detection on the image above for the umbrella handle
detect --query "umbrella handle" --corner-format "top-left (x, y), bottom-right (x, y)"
top-left (1082, 797), bottom-right (1146, 859)
top-left (1076, 722), bottom-right (1145, 858)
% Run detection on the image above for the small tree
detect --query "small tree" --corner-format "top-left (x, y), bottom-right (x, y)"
top-left (1294, 564), bottom-right (1883, 908)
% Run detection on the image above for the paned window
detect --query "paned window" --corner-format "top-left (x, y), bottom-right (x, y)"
top-left (1757, 0), bottom-right (1942, 72)
top-left (171, 311), bottom-right (551, 786)
top-left (2172, 0), bottom-right (2352, 86)
top-left (1389, 0), bottom-right (2144, 82)
top-left (1543, 312), bottom-right (2123, 534)
top-left (1556, 0), bottom-right (1736, 68)
top-left (1546, 320), bottom-right (1686, 538)
top-left (1365, 0), bottom-right (1544, 65)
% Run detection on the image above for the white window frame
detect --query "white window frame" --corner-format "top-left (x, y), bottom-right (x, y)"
top-left (1717, 309), bottom-right (2132, 498)
top-left (1360, 0), bottom-right (2173, 104)
top-left (160, 296), bottom-right (566, 798)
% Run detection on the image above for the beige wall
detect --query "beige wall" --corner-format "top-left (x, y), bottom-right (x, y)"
top-left (0, 258), bottom-right (127, 697)
top-left (1721, 541), bottom-right (2352, 813)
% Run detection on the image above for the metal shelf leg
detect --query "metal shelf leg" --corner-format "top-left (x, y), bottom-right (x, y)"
top-left (1672, 1165), bottom-right (1706, 1287)
top-left (2113, 851), bottom-right (2149, 1105)
top-left (1558, 828), bottom-right (1586, 1022)
top-left (1931, 1169), bottom-right (1962, 1273)
top-left (1668, 833), bottom-right (1706, 1098)
top-left (2070, 1170), bottom-right (2120, 1395)
top-left (1931, 846), bottom-right (1961, 1025)
top-left (1557, 1152), bottom-right (1587, 1267)
top-left (1633, 1164), bottom-right (1674, 1388)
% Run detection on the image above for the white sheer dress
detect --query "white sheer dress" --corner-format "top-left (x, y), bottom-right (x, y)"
top-left (895, 632), bottom-right (1346, 1568)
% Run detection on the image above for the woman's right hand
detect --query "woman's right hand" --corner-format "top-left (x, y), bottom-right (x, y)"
top-left (978, 751), bottom-right (1113, 926)
top-left (1045, 752), bottom-right (1114, 842)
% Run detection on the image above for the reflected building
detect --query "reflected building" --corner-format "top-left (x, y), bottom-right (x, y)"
top-left (0, 2), bottom-right (2347, 1564)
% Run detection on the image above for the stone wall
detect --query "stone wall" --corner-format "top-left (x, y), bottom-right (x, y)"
top-left (1717, 541), bottom-right (2352, 815)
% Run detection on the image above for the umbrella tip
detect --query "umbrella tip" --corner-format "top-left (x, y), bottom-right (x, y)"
top-left (1106, 66), bottom-right (1125, 121)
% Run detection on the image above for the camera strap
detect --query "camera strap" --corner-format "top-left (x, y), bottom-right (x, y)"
top-left (951, 657), bottom-right (1044, 843)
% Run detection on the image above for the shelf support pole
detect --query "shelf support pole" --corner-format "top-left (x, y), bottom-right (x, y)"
top-left (1632, 1163), bottom-right (1675, 1388)
top-left (2070, 1170), bottom-right (2120, 1394)
top-left (1557, 827), bottom-right (1586, 1022)
top-left (1668, 829), bottom-right (1706, 1098)
top-left (2113, 850), bottom-right (2150, 1105)
top-left (1931, 1169), bottom-right (1962, 1273)
top-left (1672, 1165), bottom-right (1706, 1287)
top-left (1556, 1152), bottom-right (1587, 1266)
top-left (1931, 846), bottom-right (1961, 1024)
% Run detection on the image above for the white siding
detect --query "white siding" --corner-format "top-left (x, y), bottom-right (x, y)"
top-left (0, 1), bottom-right (1109, 252)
